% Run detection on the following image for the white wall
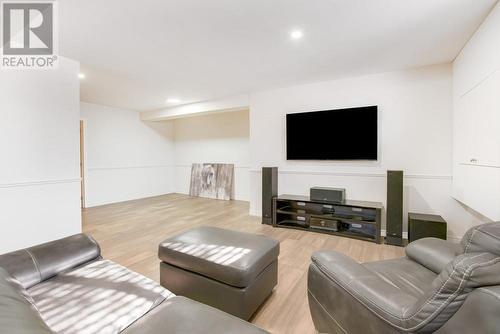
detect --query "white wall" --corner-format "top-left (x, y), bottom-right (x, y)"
top-left (81, 103), bottom-right (175, 207)
top-left (173, 110), bottom-right (250, 201)
top-left (0, 58), bottom-right (82, 253)
top-left (249, 64), bottom-right (487, 240)
top-left (452, 2), bottom-right (500, 221)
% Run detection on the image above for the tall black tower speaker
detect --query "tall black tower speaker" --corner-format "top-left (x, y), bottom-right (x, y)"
top-left (386, 170), bottom-right (403, 246)
top-left (262, 167), bottom-right (278, 225)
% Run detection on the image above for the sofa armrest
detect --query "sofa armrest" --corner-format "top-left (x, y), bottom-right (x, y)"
top-left (123, 296), bottom-right (269, 334)
top-left (405, 238), bottom-right (460, 274)
top-left (0, 268), bottom-right (52, 333)
top-left (0, 234), bottom-right (101, 288)
top-left (310, 251), bottom-right (416, 327)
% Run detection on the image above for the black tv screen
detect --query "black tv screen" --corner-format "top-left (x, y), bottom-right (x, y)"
top-left (286, 106), bottom-right (378, 160)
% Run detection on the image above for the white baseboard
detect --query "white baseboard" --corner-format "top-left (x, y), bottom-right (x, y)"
top-left (249, 210), bottom-right (261, 217)
top-left (381, 229), bottom-right (461, 243)
top-left (380, 229), bottom-right (408, 240)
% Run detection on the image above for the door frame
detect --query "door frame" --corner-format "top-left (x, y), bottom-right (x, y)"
top-left (80, 120), bottom-right (86, 209)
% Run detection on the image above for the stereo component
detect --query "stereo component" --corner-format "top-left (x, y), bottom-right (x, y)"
top-left (262, 167), bottom-right (278, 225)
top-left (310, 217), bottom-right (339, 232)
top-left (310, 187), bottom-right (345, 203)
top-left (343, 221), bottom-right (377, 238)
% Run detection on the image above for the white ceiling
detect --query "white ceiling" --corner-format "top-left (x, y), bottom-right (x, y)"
top-left (59, 0), bottom-right (498, 111)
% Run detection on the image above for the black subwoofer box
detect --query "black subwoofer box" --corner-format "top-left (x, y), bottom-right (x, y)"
top-left (408, 213), bottom-right (447, 242)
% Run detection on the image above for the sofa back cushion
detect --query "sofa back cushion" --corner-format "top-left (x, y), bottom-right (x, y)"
top-left (0, 234), bottom-right (101, 289)
top-left (0, 268), bottom-right (52, 334)
top-left (461, 222), bottom-right (500, 256)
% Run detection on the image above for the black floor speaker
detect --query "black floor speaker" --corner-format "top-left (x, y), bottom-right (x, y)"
top-left (262, 167), bottom-right (278, 225)
top-left (386, 170), bottom-right (403, 246)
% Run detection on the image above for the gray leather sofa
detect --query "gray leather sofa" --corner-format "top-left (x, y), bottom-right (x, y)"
top-left (308, 222), bottom-right (500, 333)
top-left (0, 234), bottom-right (268, 334)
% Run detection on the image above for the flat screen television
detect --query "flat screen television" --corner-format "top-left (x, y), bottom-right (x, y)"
top-left (286, 106), bottom-right (378, 160)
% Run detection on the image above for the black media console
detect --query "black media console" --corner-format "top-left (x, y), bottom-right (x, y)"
top-left (273, 194), bottom-right (383, 244)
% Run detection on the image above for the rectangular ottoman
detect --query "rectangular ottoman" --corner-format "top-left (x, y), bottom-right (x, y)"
top-left (158, 226), bottom-right (279, 320)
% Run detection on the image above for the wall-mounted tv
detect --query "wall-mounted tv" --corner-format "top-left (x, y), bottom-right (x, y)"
top-left (286, 106), bottom-right (378, 160)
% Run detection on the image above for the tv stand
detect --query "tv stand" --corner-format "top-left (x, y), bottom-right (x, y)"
top-left (273, 194), bottom-right (382, 244)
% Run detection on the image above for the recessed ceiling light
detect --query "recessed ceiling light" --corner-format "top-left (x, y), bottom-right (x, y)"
top-left (290, 30), bottom-right (303, 40)
top-left (78, 73), bottom-right (85, 79)
top-left (166, 98), bottom-right (181, 104)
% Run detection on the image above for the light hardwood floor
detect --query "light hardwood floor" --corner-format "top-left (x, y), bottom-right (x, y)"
top-left (83, 193), bottom-right (405, 334)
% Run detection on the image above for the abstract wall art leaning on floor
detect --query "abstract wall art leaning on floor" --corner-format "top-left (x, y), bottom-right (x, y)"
top-left (189, 163), bottom-right (234, 200)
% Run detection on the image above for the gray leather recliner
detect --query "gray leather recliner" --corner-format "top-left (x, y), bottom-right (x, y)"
top-left (307, 222), bottom-right (500, 333)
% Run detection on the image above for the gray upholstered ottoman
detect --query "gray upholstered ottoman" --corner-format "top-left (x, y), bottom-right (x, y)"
top-left (158, 226), bottom-right (279, 320)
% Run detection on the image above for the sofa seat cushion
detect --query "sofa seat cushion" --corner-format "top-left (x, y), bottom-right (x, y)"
top-left (363, 257), bottom-right (437, 298)
top-left (27, 260), bottom-right (174, 334)
top-left (123, 296), bottom-right (269, 334)
top-left (158, 226), bottom-right (279, 288)
top-left (310, 250), bottom-right (417, 326)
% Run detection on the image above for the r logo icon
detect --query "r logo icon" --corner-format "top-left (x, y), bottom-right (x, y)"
top-left (1, 1), bottom-right (57, 69)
